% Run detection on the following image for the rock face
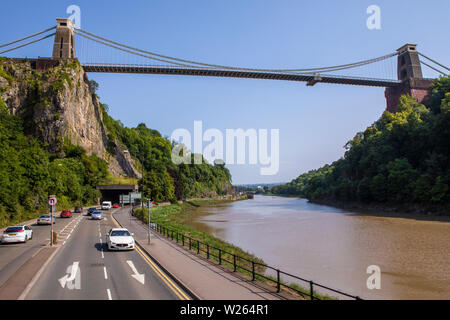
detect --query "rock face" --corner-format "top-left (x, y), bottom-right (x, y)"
top-left (0, 58), bottom-right (139, 178)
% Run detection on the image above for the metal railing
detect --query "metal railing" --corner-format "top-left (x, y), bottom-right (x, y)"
top-left (133, 209), bottom-right (361, 300)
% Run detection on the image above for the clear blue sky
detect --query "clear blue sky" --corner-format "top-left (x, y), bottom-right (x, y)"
top-left (1, 0), bottom-right (449, 184)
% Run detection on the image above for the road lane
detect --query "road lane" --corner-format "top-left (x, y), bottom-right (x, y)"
top-left (26, 208), bottom-right (190, 300)
top-left (26, 213), bottom-right (107, 299)
top-left (0, 211), bottom-right (84, 288)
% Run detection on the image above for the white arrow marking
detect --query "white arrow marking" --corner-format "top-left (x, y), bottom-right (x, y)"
top-left (126, 260), bottom-right (145, 285)
top-left (58, 262), bottom-right (80, 289)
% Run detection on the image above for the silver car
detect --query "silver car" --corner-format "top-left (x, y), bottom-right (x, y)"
top-left (37, 214), bottom-right (56, 225)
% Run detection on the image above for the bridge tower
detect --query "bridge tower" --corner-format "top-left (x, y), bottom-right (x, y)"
top-left (52, 18), bottom-right (75, 59)
top-left (385, 44), bottom-right (433, 113)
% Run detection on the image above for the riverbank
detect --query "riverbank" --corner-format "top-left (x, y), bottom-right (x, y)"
top-left (177, 195), bottom-right (450, 299)
top-left (134, 199), bottom-right (336, 299)
top-left (310, 198), bottom-right (450, 221)
top-left (134, 200), bottom-right (266, 271)
top-left (264, 193), bottom-right (450, 221)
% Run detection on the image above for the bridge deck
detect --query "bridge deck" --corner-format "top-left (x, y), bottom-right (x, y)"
top-left (82, 64), bottom-right (401, 87)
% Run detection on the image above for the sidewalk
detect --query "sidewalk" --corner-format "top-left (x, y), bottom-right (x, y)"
top-left (113, 209), bottom-right (285, 300)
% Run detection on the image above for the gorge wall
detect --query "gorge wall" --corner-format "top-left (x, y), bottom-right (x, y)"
top-left (0, 58), bottom-right (140, 178)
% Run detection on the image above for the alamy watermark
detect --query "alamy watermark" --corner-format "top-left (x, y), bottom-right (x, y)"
top-left (366, 5), bottom-right (381, 30)
top-left (366, 265), bottom-right (381, 290)
top-left (67, 5), bottom-right (81, 29)
top-left (171, 121), bottom-right (280, 176)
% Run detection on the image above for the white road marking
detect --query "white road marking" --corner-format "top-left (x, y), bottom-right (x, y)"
top-left (104, 267), bottom-right (108, 279)
top-left (107, 289), bottom-right (112, 300)
top-left (101, 250), bottom-right (104, 259)
top-left (126, 260), bottom-right (145, 285)
top-left (59, 262), bottom-right (81, 289)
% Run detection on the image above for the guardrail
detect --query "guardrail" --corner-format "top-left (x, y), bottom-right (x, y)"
top-left (133, 209), bottom-right (361, 300)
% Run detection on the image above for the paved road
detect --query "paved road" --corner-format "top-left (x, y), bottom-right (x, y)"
top-left (0, 211), bottom-right (83, 288)
top-left (26, 208), bottom-right (191, 300)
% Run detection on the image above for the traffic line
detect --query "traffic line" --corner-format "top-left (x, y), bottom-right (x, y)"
top-left (110, 211), bottom-right (191, 300)
top-left (104, 267), bottom-right (108, 280)
top-left (135, 246), bottom-right (190, 300)
top-left (107, 289), bottom-right (112, 300)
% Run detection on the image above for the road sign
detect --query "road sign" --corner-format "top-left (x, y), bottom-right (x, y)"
top-left (120, 194), bottom-right (131, 204)
top-left (48, 197), bottom-right (57, 206)
top-left (130, 192), bottom-right (142, 201)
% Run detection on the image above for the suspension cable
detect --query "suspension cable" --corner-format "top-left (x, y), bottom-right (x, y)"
top-left (0, 33), bottom-right (56, 55)
top-left (74, 31), bottom-right (201, 68)
top-left (0, 26), bottom-right (56, 49)
top-left (418, 52), bottom-right (450, 72)
top-left (76, 28), bottom-right (399, 73)
top-left (420, 60), bottom-right (448, 76)
top-left (77, 29), bottom-right (397, 76)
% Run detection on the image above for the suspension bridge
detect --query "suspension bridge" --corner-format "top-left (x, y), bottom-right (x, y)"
top-left (1, 18), bottom-right (448, 112)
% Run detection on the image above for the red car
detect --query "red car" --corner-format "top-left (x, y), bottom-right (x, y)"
top-left (113, 203), bottom-right (119, 208)
top-left (60, 210), bottom-right (72, 218)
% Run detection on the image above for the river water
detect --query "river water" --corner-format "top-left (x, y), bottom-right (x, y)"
top-left (181, 195), bottom-right (450, 300)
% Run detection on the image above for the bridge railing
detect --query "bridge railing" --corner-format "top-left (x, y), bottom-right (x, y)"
top-left (133, 209), bottom-right (361, 300)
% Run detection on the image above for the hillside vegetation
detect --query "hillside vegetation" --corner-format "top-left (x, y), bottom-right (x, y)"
top-left (0, 104), bottom-right (108, 225)
top-left (0, 58), bottom-right (232, 226)
top-left (272, 76), bottom-right (450, 213)
top-left (97, 87), bottom-right (232, 203)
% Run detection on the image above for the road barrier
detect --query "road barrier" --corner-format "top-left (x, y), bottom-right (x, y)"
top-left (133, 208), bottom-right (361, 300)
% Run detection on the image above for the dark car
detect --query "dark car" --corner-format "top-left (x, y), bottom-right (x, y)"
top-left (74, 206), bottom-right (83, 213)
top-left (87, 207), bottom-right (97, 216)
top-left (60, 210), bottom-right (72, 218)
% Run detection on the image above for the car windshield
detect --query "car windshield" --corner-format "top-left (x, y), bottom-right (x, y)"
top-left (110, 230), bottom-right (130, 237)
top-left (5, 227), bottom-right (22, 232)
top-left (40, 215), bottom-right (50, 218)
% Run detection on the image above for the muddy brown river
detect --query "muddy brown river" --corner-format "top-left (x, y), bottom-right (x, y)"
top-left (181, 195), bottom-right (450, 300)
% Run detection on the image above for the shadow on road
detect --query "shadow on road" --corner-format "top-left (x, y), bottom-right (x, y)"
top-left (94, 242), bottom-right (105, 252)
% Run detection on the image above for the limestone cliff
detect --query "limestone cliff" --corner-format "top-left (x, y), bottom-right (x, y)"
top-left (0, 58), bottom-right (140, 178)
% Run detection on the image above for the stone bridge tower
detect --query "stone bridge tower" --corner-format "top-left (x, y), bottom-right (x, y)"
top-left (52, 18), bottom-right (75, 59)
top-left (385, 44), bottom-right (434, 112)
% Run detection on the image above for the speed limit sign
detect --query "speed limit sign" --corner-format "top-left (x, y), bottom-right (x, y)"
top-left (48, 197), bottom-right (57, 206)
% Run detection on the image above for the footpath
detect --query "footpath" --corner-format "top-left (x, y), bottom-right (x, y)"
top-left (113, 208), bottom-right (287, 300)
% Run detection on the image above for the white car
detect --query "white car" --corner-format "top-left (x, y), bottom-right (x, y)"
top-left (37, 214), bottom-right (56, 225)
top-left (106, 228), bottom-right (135, 251)
top-left (101, 201), bottom-right (112, 210)
top-left (2, 226), bottom-right (33, 244)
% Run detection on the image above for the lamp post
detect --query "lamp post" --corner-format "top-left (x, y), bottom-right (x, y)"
top-left (147, 199), bottom-right (152, 244)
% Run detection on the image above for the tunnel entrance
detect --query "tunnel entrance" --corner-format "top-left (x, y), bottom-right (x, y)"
top-left (96, 185), bottom-right (139, 204)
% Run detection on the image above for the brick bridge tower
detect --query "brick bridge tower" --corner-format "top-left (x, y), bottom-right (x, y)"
top-left (385, 44), bottom-right (434, 112)
top-left (52, 18), bottom-right (75, 59)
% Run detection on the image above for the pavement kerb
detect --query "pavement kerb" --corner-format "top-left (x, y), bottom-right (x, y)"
top-left (17, 244), bottom-right (61, 300)
top-left (111, 210), bottom-right (201, 300)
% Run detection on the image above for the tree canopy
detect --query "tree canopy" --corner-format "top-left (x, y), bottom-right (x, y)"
top-left (272, 76), bottom-right (450, 209)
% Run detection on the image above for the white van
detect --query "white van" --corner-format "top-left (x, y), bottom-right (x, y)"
top-left (101, 201), bottom-right (112, 210)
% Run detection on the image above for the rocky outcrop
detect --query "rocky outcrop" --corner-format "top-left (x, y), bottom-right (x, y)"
top-left (0, 58), bottom-right (136, 178)
top-left (114, 142), bottom-right (142, 179)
